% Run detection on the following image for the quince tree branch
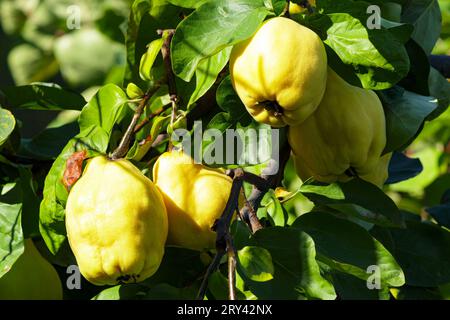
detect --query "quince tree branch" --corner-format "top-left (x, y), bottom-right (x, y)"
top-left (110, 85), bottom-right (161, 160)
top-left (196, 142), bottom-right (291, 300)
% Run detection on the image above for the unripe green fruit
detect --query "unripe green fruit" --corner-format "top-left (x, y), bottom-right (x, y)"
top-left (0, 239), bottom-right (63, 300)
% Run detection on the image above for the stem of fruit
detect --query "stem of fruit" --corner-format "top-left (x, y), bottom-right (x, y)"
top-left (109, 85), bottom-right (161, 160)
top-left (157, 29), bottom-right (178, 152)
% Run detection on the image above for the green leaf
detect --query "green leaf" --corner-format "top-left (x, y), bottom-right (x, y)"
top-left (0, 198), bottom-right (24, 278)
top-left (78, 84), bottom-right (128, 135)
top-left (236, 227), bottom-right (336, 300)
top-left (92, 285), bottom-right (146, 300)
top-left (0, 108), bottom-right (15, 146)
top-left (323, 13), bottom-right (409, 89)
top-left (292, 212), bottom-right (405, 287)
top-left (371, 220), bottom-right (450, 287)
top-left (188, 46), bottom-right (232, 107)
top-left (2, 83), bottom-right (86, 111)
top-left (144, 283), bottom-right (198, 300)
top-left (124, 0), bottom-right (182, 85)
top-left (428, 67), bottom-right (450, 120)
top-left (300, 178), bottom-right (404, 227)
top-left (171, 0), bottom-right (270, 81)
top-left (330, 270), bottom-right (389, 300)
top-left (398, 40), bottom-right (431, 96)
top-left (142, 247), bottom-right (206, 288)
top-left (216, 75), bottom-right (252, 124)
top-left (54, 28), bottom-right (125, 88)
top-left (18, 167), bottom-right (40, 238)
top-left (260, 189), bottom-right (287, 227)
top-left (7, 44), bottom-right (58, 85)
top-left (21, 122), bottom-right (79, 160)
top-left (167, 0), bottom-right (208, 9)
top-left (39, 126), bottom-right (109, 254)
top-left (237, 246), bottom-right (274, 282)
top-left (391, 285), bottom-right (444, 300)
top-left (309, 0), bottom-right (410, 89)
top-left (426, 204), bottom-right (450, 229)
top-left (379, 86), bottom-right (438, 153)
top-left (139, 37), bottom-right (164, 81)
top-left (207, 271), bottom-right (246, 300)
top-left (401, 0), bottom-right (442, 54)
top-left (424, 174), bottom-right (450, 207)
top-left (386, 152), bottom-right (423, 184)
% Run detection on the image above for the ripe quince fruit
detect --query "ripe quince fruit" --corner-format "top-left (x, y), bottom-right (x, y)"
top-left (0, 239), bottom-right (63, 300)
top-left (153, 151), bottom-right (235, 251)
top-left (229, 17), bottom-right (327, 127)
top-left (288, 68), bottom-right (388, 187)
top-left (66, 156), bottom-right (168, 286)
top-left (289, 1), bottom-right (316, 14)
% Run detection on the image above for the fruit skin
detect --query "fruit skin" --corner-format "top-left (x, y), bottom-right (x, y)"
top-left (229, 17), bottom-right (327, 127)
top-left (0, 239), bottom-right (63, 300)
top-left (289, 0), bottom-right (316, 14)
top-left (288, 68), bottom-right (388, 187)
top-left (65, 156), bottom-right (168, 286)
top-left (153, 151), bottom-right (234, 251)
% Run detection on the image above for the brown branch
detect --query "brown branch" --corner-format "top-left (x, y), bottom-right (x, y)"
top-left (240, 143), bottom-right (292, 233)
top-left (196, 143), bottom-right (292, 300)
top-left (157, 29), bottom-right (178, 151)
top-left (133, 104), bottom-right (171, 133)
top-left (196, 169), bottom-right (244, 300)
top-left (226, 234), bottom-right (237, 300)
top-left (109, 85), bottom-right (160, 160)
top-left (196, 252), bottom-right (223, 300)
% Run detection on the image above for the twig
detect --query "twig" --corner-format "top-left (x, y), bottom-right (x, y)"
top-left (196, 169), bottom-right (244, 300)
top-left (133, 103), bottom-right (171, 133)
top-left (240, 143), bottom-right (292, 233)
top-left (226, 234), bottom-right (237, 300)
top-left (109, 85), bottom-right (160, 160)
top-left (196, 144), bottom-right (292, 299)
top-left (196, 253), bottom-right (223, 300)
top-left (157, 29), bottom-right (178, 151)
top-left (242, 171), bottom-right (270, 190)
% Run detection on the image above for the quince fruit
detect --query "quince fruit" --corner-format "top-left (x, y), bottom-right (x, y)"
top-left (153, 151), bottom-right (235, 251)
top-left (289, 1), bottom-right (316, 14)
top-left (0, 239), bottom-right (63, 300)
top-left (66, 156), bottom-right (168, 285)
top-left (288, 68), bottom-right (388, 187)
top-left (229, 17), bottom-right (327, 127)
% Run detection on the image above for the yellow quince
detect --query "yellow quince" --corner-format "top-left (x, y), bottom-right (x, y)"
top-left (288, 68), bottom-right (388, 187)
top-left (229, 17), bottom-right (327, 127)
top-left (153, 151), bottom-right (235, 251)
top-left (0, 239), bottom-right (63, 300)
top-left (65, 156), bottom-right (168, 286)
top-left (289, 0), bottom-right (316, 14)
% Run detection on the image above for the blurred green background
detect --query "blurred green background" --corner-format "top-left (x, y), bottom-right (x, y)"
top-left (0, 0), bottom-right (449, 220)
